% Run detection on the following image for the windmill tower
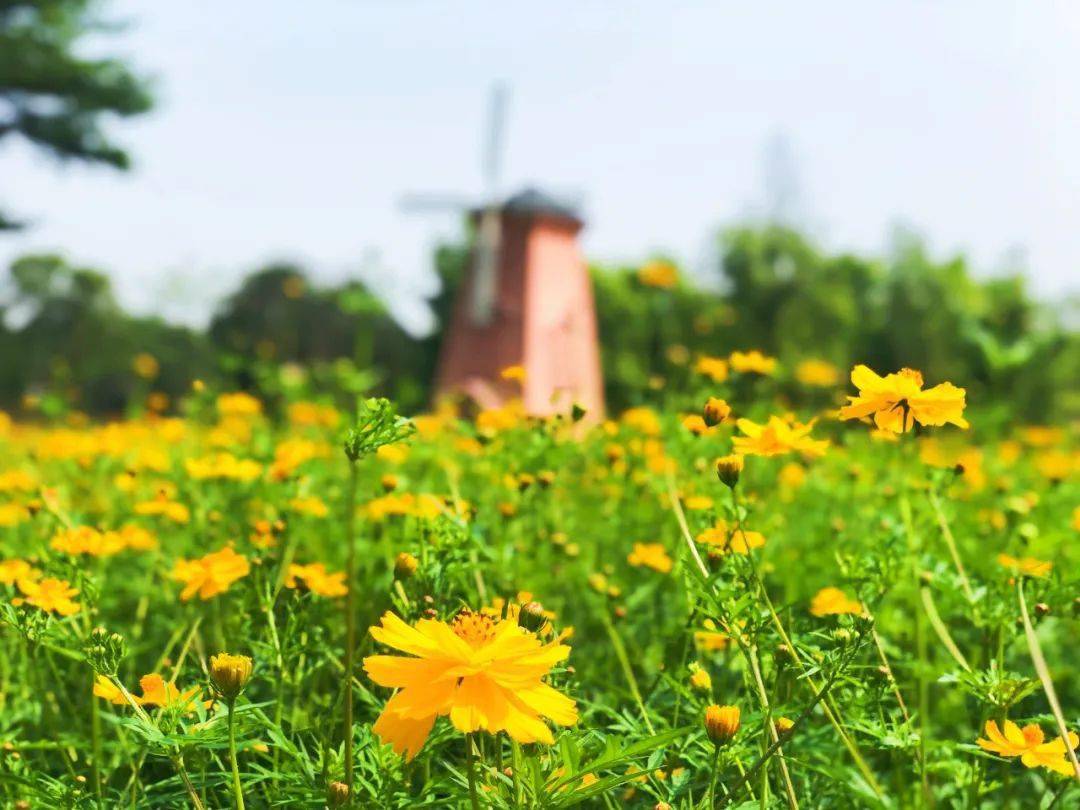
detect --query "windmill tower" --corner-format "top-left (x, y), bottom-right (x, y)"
top-left (401, 86), bottom-right (604, 419)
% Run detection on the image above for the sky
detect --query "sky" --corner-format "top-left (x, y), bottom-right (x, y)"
top-left (3, 1), bottom-right (1078, 334)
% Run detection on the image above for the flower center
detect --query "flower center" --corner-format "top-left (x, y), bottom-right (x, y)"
top-left (451, 610), bottom-right (497, 647)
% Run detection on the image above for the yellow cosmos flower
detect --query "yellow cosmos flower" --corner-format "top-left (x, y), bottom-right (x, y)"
top-left (729, 350), bottom-right (777, 376)
top-left (135, 494), bottom-right (190, 524)
top-left (217, 392), bottom-right (262, 418)
top-left (627, 542), bottom-right (673, 573)
top-left (977, 720), bottom-right (1079, 775)
top-left (50, 526), bottom-right (127, 557)
top-left (0, 558), bottom-right (39, 585)
top-left (14, 577), bottom-right (81, 616)
top-left (289, 496), bottom-right (329, 518)
top-left (0, 469), bottom-right (36, 493)
top-left (135, 674), bottom-right (203, 712)
top-left (809, 587), bottom-right (863, 617)
top-left (696, 521), bottom-right (765, 555)
top-left (185, 452), bottom-right (262, 482)
top-left (695, 619), bottom-right (731, 652)
top-left (839, 365), bottom-right (968, 433)
top-left (733, 416), bottom-right (829, 458)
top-left (171, 546), bottom-right (250, 601)
top-left (997, 554), bottom-right (1051, 578)
top-left (796, 359), bottom-right (841, 387)
top-left (363, 610), bottom-right (577, 761)
top-left (694, 356), bottom-right (730, 383)
top-left (285, 562), bottom-right (347, 597)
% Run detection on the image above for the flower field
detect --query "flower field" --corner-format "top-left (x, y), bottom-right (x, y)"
top-left (0, 362), bottom-right (1078, 808)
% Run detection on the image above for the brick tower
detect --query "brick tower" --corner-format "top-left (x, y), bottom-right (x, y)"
top-left (435, 188), bottom-right (604, 419)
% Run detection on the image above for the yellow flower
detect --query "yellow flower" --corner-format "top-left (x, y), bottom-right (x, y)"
top-left (0, 502), bottom-right (27, 527)
top-left (977, 719), bottom-right (1078, 775)
top-left (500, 365), bottom-right (527, 383)
top-left (136, 674), bottom-right (203, 712)
top-left (363, 610), bottom-right (577, 760)
top-left (688, 662), bottom-right (712, 691)
top-left (697, 521), bottom-right (766, 555)
top-left (796, 359), bottom-right (840, 387)
top-left (1020, 426), bottom-right (1062, 447)
top-left (809, 587), bottom-right (863, 617)
top-left (694, 356), bottom-right (730, 383)
top-left (287, 401), bottom-right (340, 428)
top-left (210, 653), bottom-right (254, 700)
top-left (703, 397), bottom-right (732, 427)
top-left (217, 392), bottom-right (262, 418)
top-left (715, 454), bottom-right (744, 488)
top-left (0, 558), bottom-right (39, 585)
top-left (694, 619), bottom-right (731, 652)
top-left (627, 542), bottom-right (673, 573)
top-left (839, 366), bottom-right (968, 433)
top-left (620, 407), bottom-right (661, 436)
top-left (285, 562), bottom-right (348, 597)
top-left (14, 577), bottom-right (81, 616)
top-left (681, 414), bottom-right (713, 436)
top-left (185, 452), bottom-right (262, 482)
top-left (135, 495), bottom-right (190, 524)
top-left (997, 554), bottom-right (1051, 578)
top-left (637, 259), bottom-right (679, 289)
top-left (93, 675), bottom-right (128, 705)
top-left (704, 704), bottom-right (740, 745)
top-left (50, 526), bottom-right (126, 557)
top-left (0, 469), bottom-right (36, 493)
top-left (1035, 451), bottom-right (1074, 483)
top-left (683, 495), bottom-right (714, 511)
top-left (132, 353), bottom-right (160, 380)
top-left (733, 416), bottom-right (829, 458)
top-left (289, 496), bottom-right (329, 518)
top-left (729, 350), bottom-right (777, 376)
top-left (171, 546), bottom-right (250, 601)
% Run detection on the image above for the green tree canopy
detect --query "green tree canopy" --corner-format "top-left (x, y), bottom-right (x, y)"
top-left (0, 0), bottom-right (152, 228)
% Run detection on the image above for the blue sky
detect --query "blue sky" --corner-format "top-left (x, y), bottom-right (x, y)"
top-left (2, 1), bottom-right (1078, 332)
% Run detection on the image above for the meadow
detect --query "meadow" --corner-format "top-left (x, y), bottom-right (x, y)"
top-left (0, 357), bottom-right (1077, 808)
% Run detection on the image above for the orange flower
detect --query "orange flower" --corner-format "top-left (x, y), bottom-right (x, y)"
top-left (14, 577), bottom-right (81, 616)
top-left (135, 674), bottom-right (203, 712)
top-left (0, 558), bottom-right (39, 585)
top-left (839, 366), bottom-right (967, 433)
top-left (627, 542), bottom-right (673, 573)
top-left (733, 416), bottom-right (829, 458)
top-left (997, 554), bottom-right (1051, 578)
top-left (977, 719), bottom-right (1078, 775)
top-left (285, 562), bottom-right (348, 598)
top-left (809, 587), bottom-right (862, 617)
top-left (729, 350), bottom-right (777, 376)
top-left (171, 546), bottom-right (250, 601)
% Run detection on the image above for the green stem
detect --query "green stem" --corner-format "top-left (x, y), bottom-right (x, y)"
top-left (709, 746), bottom-right (721, 809)
top-left (228, 700), bottom-right (245, 810)
top-left (465, 734), bottom-right (481, 810)
top-left (343, 460), bottom-right (359, 793)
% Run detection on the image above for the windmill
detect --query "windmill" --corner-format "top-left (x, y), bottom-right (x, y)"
top-left (401, 85), bottom-right (605, 419)
top-left (400, 83), bottom-right (509, 326)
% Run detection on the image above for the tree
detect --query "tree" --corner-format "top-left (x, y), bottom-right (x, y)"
top-left (0, 0), bottom-right (152, 228)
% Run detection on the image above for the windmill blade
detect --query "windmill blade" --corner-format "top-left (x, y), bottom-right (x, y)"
top-left (398, 192), bottom-right (476, 213)
top-left (482, 83), bottom-right (509, 200)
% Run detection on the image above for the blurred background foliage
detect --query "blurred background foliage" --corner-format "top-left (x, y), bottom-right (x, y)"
top-left (1, 225), bottom-right (1076, 423)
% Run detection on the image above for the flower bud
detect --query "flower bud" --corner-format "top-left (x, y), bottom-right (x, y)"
top-left (715, 455), bottom-right (744, 489)
top-left (381, 473), bottom-right (399, 492)
top-left (327, 781), bottom-right (349, 807)
top-left (209, 653), bottom-right (253, 701)
top-left (703, 397), bottom-right (731, 427)
top-left (775, 716), bottom-right (795, 736)
top-left (394, 552), bottom-right (418, 580)
top-left (704, 704), bottom-right (740, 746)
top-left (517, 601), bottom-right (547, 633)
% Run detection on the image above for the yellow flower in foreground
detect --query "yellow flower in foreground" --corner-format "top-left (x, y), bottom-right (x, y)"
top-left (627, 542), bottom-right (673, 573)
top-left (796, 359), bottom-right (841, 387)
top-left (733, 416), bottom-right (829, 458)
top-left (14, 577), bottom-right (80, 616)
top-left (363, 610), bottom-right (577, 761)
top-left (730, 350), bottom-right (777, 375)
top-left (172, 546), bottom-right (250, 601)
top-left (839, 365), bottom-right (968, 433)
top-left (285, 562), bottom-right (348, 597)
top-left (809, 587), bottom-right (863, 617)
top-left (997, 554), bottom-right (1052, 578)
top-left (977, 720), bottom-right (1079, 775)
